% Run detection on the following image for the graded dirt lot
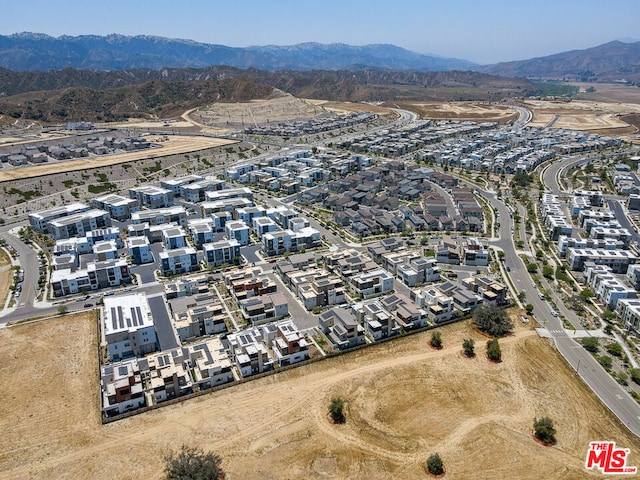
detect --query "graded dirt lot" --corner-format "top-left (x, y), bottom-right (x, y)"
top-left (524, 97), bottom-right (640, 137)
top-left (1, 311), bottom-right (638, 479)
top-left (0, 136), bottom-right (237, 183)
top-left (308, 100), bottom-right (395, 117)
top-left (393, 101), bottom-right (518, 124)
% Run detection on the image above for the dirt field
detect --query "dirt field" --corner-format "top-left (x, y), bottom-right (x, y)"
top-left (0, 136), bottom-right (237, 183)
top-left (192, 94), bottom-right (325, 129)
top-left (393, 102), bottom-right (519, 124)
top-left (308, 100), bottom-right (395, 117)
top-left (0, 247), bottom-right (12, 308)
top-left (1, 311), bottom-right (638, 480)
top-left (524, 98), bottom-right (640, 135)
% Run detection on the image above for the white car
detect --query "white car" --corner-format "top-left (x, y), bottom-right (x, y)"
top-left (550, 309), bottom-right (558, 317)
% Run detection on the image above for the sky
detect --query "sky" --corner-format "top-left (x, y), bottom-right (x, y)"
top-left (1, 0), bottom-right (639, 64)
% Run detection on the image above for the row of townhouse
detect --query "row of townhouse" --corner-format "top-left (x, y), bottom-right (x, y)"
top-left (227, 320), bottom-right (309, 376)
top-left (50, 258), bottom-right (131, 297)
top-left (319, 291), bottom-right (428, 349)
top-left (412, 275), bottom-right (507, 324)
top-left (583, 263), bottom-right (637, 310)
top-left (101, 336), bottom-right (233, 416)
top-left (277, 254), bottom-right (346, 310)
top-left (261, 227), bottom-right (321, 257)
top-left (222, 267), bottom-right (277, 302)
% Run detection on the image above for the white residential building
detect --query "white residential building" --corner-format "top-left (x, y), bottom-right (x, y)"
top-left (159, 247), bottom-right (199, 276)
top-left (103, 293), bottom-right (158, 361)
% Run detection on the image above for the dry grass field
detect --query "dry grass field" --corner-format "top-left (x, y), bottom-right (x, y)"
top-left (309, 100), bottom-right (395, 117)
top-left (1, 311), bottom-right (638, 480)
top-left (0, 136), bottom-right (237, 183)
top-left (393, 101), bottom-right (519, 124)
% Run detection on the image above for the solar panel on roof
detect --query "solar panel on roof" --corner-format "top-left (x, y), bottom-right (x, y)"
top-left (118, 307), bottom-right (124, 330)
top-left (136, 307), bottom-right (143, 326)
top-left (127, 308), bottom-right (133, 328)
top-left (111, 308), bottom-right (117, 330)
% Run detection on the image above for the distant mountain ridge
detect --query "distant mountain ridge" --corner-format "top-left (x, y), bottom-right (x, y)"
top-left (482, 40), bottom-right (640, 82)
top-left (0, 32), bottom-right (477, 72)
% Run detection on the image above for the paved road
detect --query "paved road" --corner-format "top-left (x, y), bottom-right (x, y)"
top-left (475, 160), bottom-right (640, 438)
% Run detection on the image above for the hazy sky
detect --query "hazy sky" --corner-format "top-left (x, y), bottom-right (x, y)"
top-left (1, 0), bottom-right (639, 64)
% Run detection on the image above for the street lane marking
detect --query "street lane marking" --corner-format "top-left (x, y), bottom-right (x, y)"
top-left (616, 394), bottom-right (623, 400)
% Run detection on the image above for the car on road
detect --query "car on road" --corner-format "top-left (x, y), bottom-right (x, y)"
top-left (506, 266), bottom-right (511, 272)
top-left (538, 293), bottom-right (546, 300)
top-left (550, 309), bottom-right (558, 317)
top-left (84, 303), bottom-right (93, 308)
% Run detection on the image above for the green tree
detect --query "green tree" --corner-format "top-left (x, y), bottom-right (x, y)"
top-left (426, 453), bottom-right (444, 475)
top-left (581, 337), bottom-right (599, 353)
top-left (487, 338), bottom-right (502, 362)
top-left (579, 289), bottom-right (594, 302)
top-left (533, 417), bottom-right (556, 444)
top-left (328, 397), bottom-right (345, 423)
top-left (542, 266), bottom-right (554, 279)
top-left (605, 342), bottom-right (623, 357)
top-left (474, 305), bottom-right (514, 337)
top-left (462, 338), bottom-right (475, 357)
top-left (526, 263), bottom-right (538, 273)
top-left (430, 331), bottom-right (442, 349)
top-left (525, 304), bottom-right (534, 314)
top-left (629, 368), bottom-right (640, 385)
top-left (57, 305), bottom-right (68, 315)
top-left (164, 445), bottom-right (225, 480)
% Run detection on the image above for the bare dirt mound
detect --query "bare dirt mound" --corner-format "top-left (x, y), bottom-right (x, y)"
top-left (0, 314), bottom-right (637, 479)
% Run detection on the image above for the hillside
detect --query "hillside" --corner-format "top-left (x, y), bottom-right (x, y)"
top-left (0, 78), bottom-right (276, 123)
top-left (0, 33), bottom-right (477, 72)
top-left (483, 40), bottom-right (640, 82)
top-left (0, 67), bottom-right (537, 123)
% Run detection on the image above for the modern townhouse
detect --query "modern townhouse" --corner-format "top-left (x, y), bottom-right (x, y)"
top-left (318, 306), bottom-right (366, 350)
top-left (47, 209), bottom-right (112, 240)
top-left (238, 293), bottom-right (289, 325)
top-left (203, 239), bottom-right (242, 268)
top-left (29, 202), bottom-right (90, 233)
top-left (127, 236), bottom-right (153, 264)
top-left (128, 185), bottom-right (174, 209)
top-left (159, 247), bottom-right (199, 276)
top-left (100, 359), bottom-right (146, 416)
top-left (92, 194), bottom-right (139, 221)
top-left (131, 205), bottom-right (188, 228)
top-left (567, 248), bottom-right (637, 273)
top-left (225, 220), bottom-right (250, 246)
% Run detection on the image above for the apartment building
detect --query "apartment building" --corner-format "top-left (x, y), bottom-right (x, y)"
top-left (159, 247), bottom-right (199, 276)
top-left (47, 209), bottom-right (111, 240)
top-left (127, 236), bottom-right (153, 264)
top-left (225, 220), bottom-right (250, 246)
top-left (349, 268), bottom-right (394, 297)
top-left (93, 194), bottom-right (139, 221)
top-left (103, 293), bottom-right (158, 361)
top-left (131, 206), bottom-right (188, 228)
top-left (238, 293), bottom-right (289, 325)
top-left (128, 185), bottom-right (174, 209)
top-left (203, 239), bottom-right (242, 268)
top-left (29, 202), bottom-right (90, 233)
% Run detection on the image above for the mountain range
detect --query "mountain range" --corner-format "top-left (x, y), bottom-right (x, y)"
top-left (1, 33), bottom-right (639, 82)
top-left (0, 33), bottom-right (476, 72)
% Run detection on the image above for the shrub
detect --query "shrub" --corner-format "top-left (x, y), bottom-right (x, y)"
top-left (328, 397), bottom-right (345, 423)
top-left (605, 342), bottom-right (623, 357)
top-left (533, 417), bottom-right (556, 444)
top-left (597, 355), bottom-right (613, 369)
top-left (430, 331), bottom-right (442, 348)
top-left (581, 337), bottom-right (599, 353)
top-left (487, 338), bottom-right (501, 362)
top-left (462, 338), bottom-right (475, 357)
top-left (426, 453), bottom-right (444, 475)
top-left (630, 368), bottom-right (640, 385)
